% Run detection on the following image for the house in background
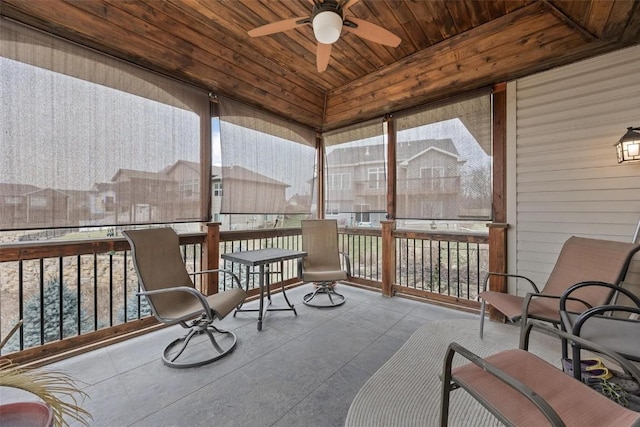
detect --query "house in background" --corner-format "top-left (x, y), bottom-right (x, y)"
top-left (162, 160), bottom-right (201, 221)
top-left (396, 139), bottom-right (466, 219)
top-left (0, 183), bottom-right (38, 228)
top-left (110, 169), bottom-right (177, 224)
top-left (213, 166), bottom-right (291, 230)
top-left (91, 182), bottom-right (117, 221)
top-left (211, 165), bottom-right (223, 222)
top-left (58, 189), bottom-right (94, 225)
top-left (23, 188), bottom-right (70, 227)
top-left (325, 138), bottom-right (473, 225)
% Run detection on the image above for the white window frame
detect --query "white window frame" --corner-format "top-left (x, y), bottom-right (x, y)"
top-left (368, 167), bottom-right (385, 189)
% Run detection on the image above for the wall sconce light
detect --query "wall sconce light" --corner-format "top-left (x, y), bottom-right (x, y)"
top-left (615, 127), bottom-right (640, 163)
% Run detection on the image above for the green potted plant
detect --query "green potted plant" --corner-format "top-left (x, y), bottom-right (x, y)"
top-left (0, 321), bottom-right (92, 427)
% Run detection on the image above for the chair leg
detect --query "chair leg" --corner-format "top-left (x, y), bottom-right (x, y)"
top-left (440, 346), bottom-right (456, 426)
top-left (162, 320), bottom-right (238, 369)
top-left (166, 328), bottom-right (197, 363)
top-left (479, 299), bottom-right (486, 339)
top-left (205, 328), bottom-right (225, 353)
top-left (303, 282), bottom-right (346, 308)
top-left (518, 319), bottom-right (528, 349)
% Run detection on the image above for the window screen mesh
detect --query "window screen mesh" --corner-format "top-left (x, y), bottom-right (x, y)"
top-left (0, 19), bottom-right (209, 230)
top-left (218, 98), bottom-right (317, 215)
top-left (395, 93), bottom-right (492, 220)
top-left (323, 119), bottom-right (386, 220)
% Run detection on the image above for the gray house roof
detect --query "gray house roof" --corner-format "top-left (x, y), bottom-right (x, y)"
top-left (0, 183), bottom-right (40, 196)
top-left (221, 166), bottom-right (289, 188)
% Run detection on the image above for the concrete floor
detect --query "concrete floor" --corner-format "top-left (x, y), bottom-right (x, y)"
top-left (2, 284), bottom-right (479, 427)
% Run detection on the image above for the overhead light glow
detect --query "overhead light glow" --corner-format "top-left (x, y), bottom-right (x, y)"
top-left (313, 11), bottom-right (342, 44)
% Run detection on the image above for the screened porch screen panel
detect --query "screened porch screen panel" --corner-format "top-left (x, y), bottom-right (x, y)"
top-left (0, 19), bottom-right (209, 231)
top-left (323, 120), bottom-right (386, 218)
top-left (395, 93), bottom-right (492, 220)
top-left (218, 98), bottom-right (316, 215)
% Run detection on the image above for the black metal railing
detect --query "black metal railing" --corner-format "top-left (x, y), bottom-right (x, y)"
top-left (395, 232), bottom-right (489, 300)
top-left (0, 226), bottom-right (489, 358)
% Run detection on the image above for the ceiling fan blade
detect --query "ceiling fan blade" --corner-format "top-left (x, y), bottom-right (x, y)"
top-left (248, 17), bottom-right (307, 37)
top-left (317, 42), bottom-right (332, 72)
top-left (344, 17), bottom-right (401, 47)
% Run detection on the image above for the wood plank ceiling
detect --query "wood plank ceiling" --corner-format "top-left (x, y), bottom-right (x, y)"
top-left (2, 0), bottom-right (639, 131)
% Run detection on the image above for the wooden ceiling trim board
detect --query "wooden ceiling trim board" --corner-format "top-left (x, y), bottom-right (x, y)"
top-left (326, 20), bottom-right (593, 116)
top-left (328, 2), bottom-right (553, 108)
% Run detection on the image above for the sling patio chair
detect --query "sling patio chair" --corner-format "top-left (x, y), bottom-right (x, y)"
top-left (441, 320), bottom-right (640, 426)
top-left (560, 281), bottom-right (640, 381)
top-left (123, 227), bottom-right (247, 368)
top-left (478, 236), bottom-right (640, 340)
top-left (298, 219), bottom-right (351, 308)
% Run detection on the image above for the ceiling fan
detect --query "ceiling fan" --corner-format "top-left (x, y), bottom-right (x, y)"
top-left (247, 0), bottom-right (401, 72)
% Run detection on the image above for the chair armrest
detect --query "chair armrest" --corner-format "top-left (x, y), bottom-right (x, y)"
top-left (558, 281), bottom-right (638, 332)
top-left (521, 292), bottom-right (591, 335)
top-left (481, 272), bottom-right (539, 293)
top-left (339, 251), bottom-right (352, 276)
top-left (572, 305), bottom-right (640, 335)
top-left (560, 281), bottom-right (640, 313)
top-left (138, 286), bottom-right (212, 323)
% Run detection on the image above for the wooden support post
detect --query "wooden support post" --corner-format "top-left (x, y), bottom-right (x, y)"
top-left (487, 223), bottom-right (508, 320)
top-left (487, 83), bottom-right (509, 321)
top-left (381, 220), bottom-right (396, 297)
top-left (204, 222), bottom-right (221, 295)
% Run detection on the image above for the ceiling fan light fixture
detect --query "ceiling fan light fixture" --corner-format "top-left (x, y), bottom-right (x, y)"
top-left (312, 11), bottom-right (342, 44)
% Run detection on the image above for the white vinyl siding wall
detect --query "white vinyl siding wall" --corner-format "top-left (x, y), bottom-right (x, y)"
top-left (507, 44), bottom-right (640, 297)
